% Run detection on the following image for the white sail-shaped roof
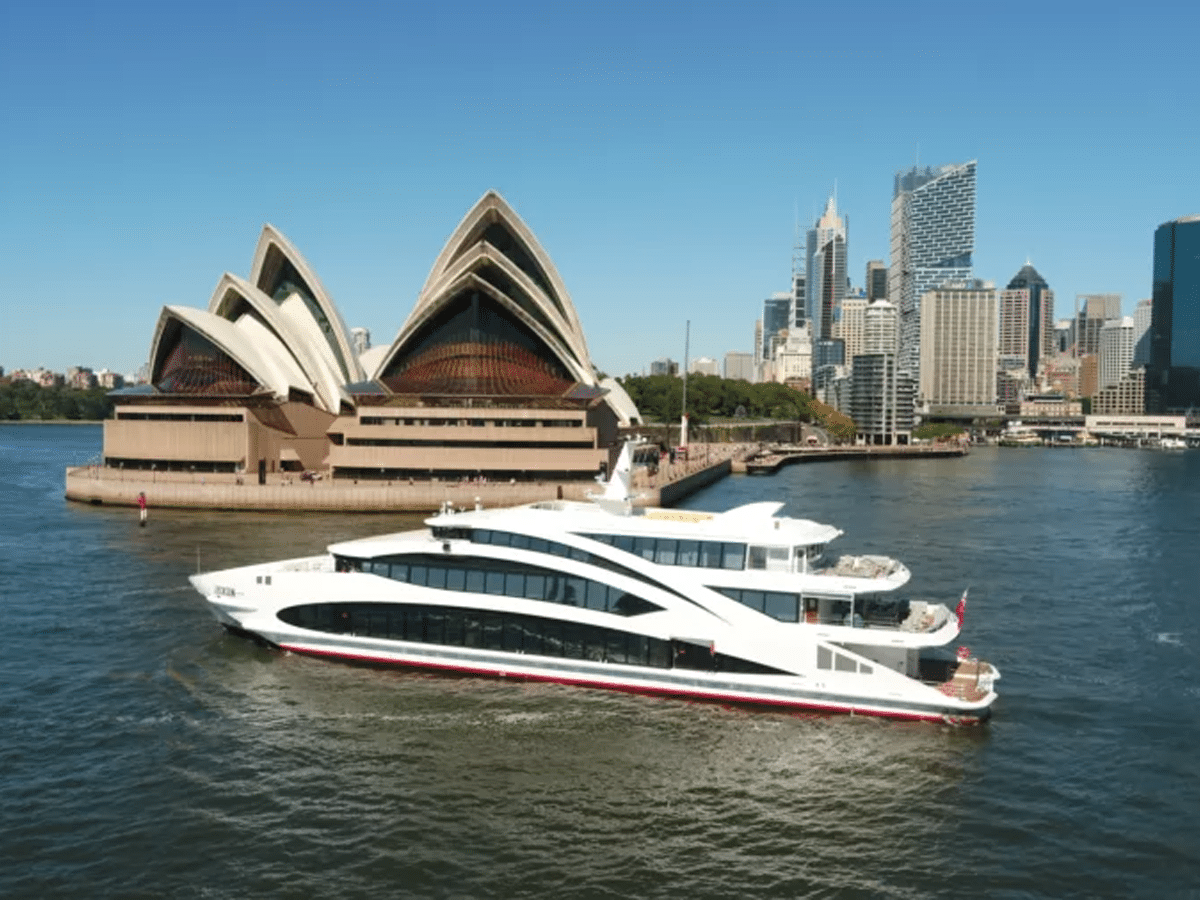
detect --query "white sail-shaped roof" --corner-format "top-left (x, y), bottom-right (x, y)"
top-left (248, 224), bottom-right (365, 387)
top-left (148, 306), bottom-right (308, 401)
top-left (207, 273), bottom-right (345, 413)
top-left (376, 191), bottom-right (597, 390)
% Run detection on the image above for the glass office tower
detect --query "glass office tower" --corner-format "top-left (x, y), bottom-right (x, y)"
top-left (1147, 215), bottom-right (1200, 413)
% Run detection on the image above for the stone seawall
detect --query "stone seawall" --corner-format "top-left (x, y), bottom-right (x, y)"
top-left (65, 459), bottom-right (735, 513)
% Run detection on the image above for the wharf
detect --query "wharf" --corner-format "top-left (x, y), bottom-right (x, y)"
top-left (743, 443), bottom-right (968, 475)
top-left (63, 445), bottom-right (748, 513)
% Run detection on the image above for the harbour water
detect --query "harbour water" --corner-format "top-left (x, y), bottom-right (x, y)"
top-left (2, 424), bottom-right (1197, 899)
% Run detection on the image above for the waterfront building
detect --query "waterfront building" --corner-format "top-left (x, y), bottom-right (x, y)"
top-left (1099, 317), bottom-right (1135, 390)
top-left (723, 351), bottom-right (754, 382)
top-left (102, 192), bottom-right (636, 482)
top-left (806, 196), bottom-right (848, 341)
top-left (918, 281), bottom-right (999, 411)
top-left (1019, 394), bottom-right (1082, 417)
top-left (850, 354), bottom-right (913, 445)
top-left (96, 369), bottom-right (125, 390)
top-left (866, 260), bottom-right (888, 302)
top-left (1092, 369), bottom-right (1145, 416)
top-left (1147, 215), bottom-right (1200, 413)
top-left (649, 358), bottom-right (678, 377)
top-left (1132, 298), bottom-right (1153, 366)
top-left (1000, 264), bottom-right (1055, 379)
top-left (350, 327), bottom-right (371, 357)
top-left (889, 161), bottom-right (977, 379)
top-left (690, 356), bottom-right (719, 376)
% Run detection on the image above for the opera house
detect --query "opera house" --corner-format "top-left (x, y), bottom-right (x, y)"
top-left (104, 192), bottom-right (640, 484)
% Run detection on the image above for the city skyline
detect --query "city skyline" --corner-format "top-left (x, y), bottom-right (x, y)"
top-left (1, 1), bottom-right (1196, 378)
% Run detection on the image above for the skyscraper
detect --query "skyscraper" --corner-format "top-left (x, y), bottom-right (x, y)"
top-left (866, 260), bottom-right (888, 302)
top-left (850, 301), bottom-right (912, 445)
top-left (761, 293), bottom-right (791, 360)
top-left (1000, 264), bottom-right (1055, 379)
top-left (889, 161), bottom-right (977, 378)
top-left (1148, 215), bottom-right (1200, 412)
top-left (1132, 298), bottom-right (1153, 367)
top-left (806, 196), bottom-right (848, 341)
top-left (1073, 294), bottom-right (1122, 356)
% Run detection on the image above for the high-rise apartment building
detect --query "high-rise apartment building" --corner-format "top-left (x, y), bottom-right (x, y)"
top-left (1098, 317), bottom-right (1134, 389)
top-left (1000, 264), bottom-right (1054, 379)
top-left (806, 196), bottom-right (848, 341)
top-left (865, 260), bottom-right (888, 302)
top-left (690, 357), bottom-right (719, 376)
top-left (850, 301), bottom-right (910, 445)
top-left (863, 300), bottom-right (899, 355)
top-left (889, 161), bottom-right (977, 378)
top-left (1147, 215), bottom-right (1200, 413)
top-left (918, 281), bottom-right (998, 409)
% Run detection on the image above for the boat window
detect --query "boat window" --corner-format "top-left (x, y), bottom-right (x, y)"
top-left (447, 567), bottom-right (466, 591)
top-left (764, 592), bottom-right (799, 622)
top-left (721, 543), bottom-right (746, 570)
top-left (677, 540), bottom-right (699, 566)
top-left (427, 566), bottom-right (447, 589)
top-left (634, 537), bottom-right (656, 561)
top-left (741, 590), bottom-right (765, 612)
top-left (817, 646), bottom-right (832, 670)
top-left (464, 568), bottom-right (484, 593)
top-left (698, 541), bottom-right (723, 569)
top-left (524, 573), bottom-right (546, 600)
top-left (766, 546), bottom-right (790, 572)
top-left (504, 571), bottom-right (526, 597)
top-left (410, 564), bottom-right (427, 586)
top-left (835, 654), bottom-right (857, 673)
top-left (484, 571), bottom-right (505, 595)
top-left (710, 587), bottom-right (802, 622)
top-left (747, 546), bottom-right (767, 570)
top-left (614, 535), bottom-right (636, 554)
top-left (654, 539), bottom-right (678, 565)
top-left (585, 580), bottom-right (608, 611)
top-left (510, 533), bottom-right (531, 550)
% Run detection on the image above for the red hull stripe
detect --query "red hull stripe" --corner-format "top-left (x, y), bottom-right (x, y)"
top-left (278, 642), bottom-right (967, 724)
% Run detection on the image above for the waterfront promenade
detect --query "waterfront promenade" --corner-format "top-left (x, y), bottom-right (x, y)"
top-left (63, 444), bottom-right (755, 513)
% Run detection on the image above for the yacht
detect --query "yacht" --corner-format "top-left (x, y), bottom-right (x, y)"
top-left (190, 444), bottom-right (1000, 724)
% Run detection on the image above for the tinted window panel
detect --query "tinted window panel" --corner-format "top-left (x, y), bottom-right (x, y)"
top-left (722, 543), bottom-right (745, 570)
top-left (485, 571), bottom-right (505, 595)
top-left (410, 564), bottom-right (427, 586)
top-left (677, 540), bottom-right (699, 566)
top-left (504, 572), bottom-right (526, 597)
top-left (585, 580), bottom-right (608, 611)
top-left (764, 592), bottom-right (799, 622)
top-left (427, 566), bottom-right (447, 589)
top-left (447, 567), bottom-right (466, 591)
top-left (634, 537), bottom-right (656, 561)
top-left (465, 568), bottom-right (485, 593)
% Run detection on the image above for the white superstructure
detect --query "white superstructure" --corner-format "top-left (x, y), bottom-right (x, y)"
top-left (190, 445), bottom-right (999, 724)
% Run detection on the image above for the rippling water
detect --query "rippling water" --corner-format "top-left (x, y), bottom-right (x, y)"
top-left (2, 425), bottom-right (1197, 898)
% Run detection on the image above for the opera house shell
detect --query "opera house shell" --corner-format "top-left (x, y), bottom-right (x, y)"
top-left (104, 192), bottom-right (638, 483)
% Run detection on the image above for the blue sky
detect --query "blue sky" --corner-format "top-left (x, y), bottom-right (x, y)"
top-left (2, 0), bottom-right (1196, 378)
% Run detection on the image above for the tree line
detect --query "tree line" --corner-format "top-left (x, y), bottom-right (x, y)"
top-left (618, 374), bottom-right (856, 443)
top-left (0, 380), bottom-right (115, 421)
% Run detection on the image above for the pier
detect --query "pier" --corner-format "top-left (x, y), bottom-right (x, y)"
top-left (741, 443), bottom-right (968, 475)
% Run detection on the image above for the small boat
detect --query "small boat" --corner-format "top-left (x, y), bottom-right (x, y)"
top-left (190, 443), bottom-right (1000, 724)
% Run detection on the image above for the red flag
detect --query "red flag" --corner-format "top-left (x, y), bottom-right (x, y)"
top-left (955, 589), bottom-right (967, 628)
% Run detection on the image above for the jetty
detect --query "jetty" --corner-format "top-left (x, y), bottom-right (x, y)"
top-left (741, 443), bottom-right (968, 475)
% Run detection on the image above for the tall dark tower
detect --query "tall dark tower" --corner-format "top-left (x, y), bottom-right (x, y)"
top-left (1005, 264), bottom-right (1054, 378)
top-left (1147, 215), bottom-right (1200, 413)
